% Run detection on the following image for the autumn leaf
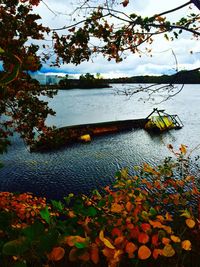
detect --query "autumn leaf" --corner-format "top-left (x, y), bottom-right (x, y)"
top-left (185, 218), bottom-right (196, 228)
top-left (90, 243), bottom-right (99, 264)
top-left (162, 244), bottom-right (175, 257)
top-left (69, 248), bottom-right (78, 261)
top-left (125, 242), bottom-right (137, 258)
top-left (65, 236), bottom-right (86, 247)
top-left (126, 201), bottom-right (133, 212)
top-left (149, 220), bottom-right (163, 228)
top-left (182, 240), bottom-right (192, 250)
top-left (180, 144), bottom-right (187, 155)
top-left (47, 247), bottom-right (65, 261)
top-left (114, 236), bottom-right (125, 246)
top-left (138, 232), bottom-right (149, 244)
top-left (138, 245), bottom-right (151, 260)
top-left (141, 223), bottom-right (151, 232)
top-left (180, 209), bottom-right (191, 219)
top-left (99, 230), bottom-right (115, 249)
top-left (170, 235), bottom-right (181, 243)
top-left (152, 234), bottom-right (159, 246)
top-left (122, 0), bottom-right (129, 7)
top-left (78, 251), bottom-right (90, 261)
top-left (153, 248), bottom-right (163, 259)
top-left (111, 203), bottom-right (123, 213)
top-left (162, 237), bottom-right (171, 245)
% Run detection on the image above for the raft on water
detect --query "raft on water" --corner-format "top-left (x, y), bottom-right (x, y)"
top-left (31, 109), bottom-right (183, 152)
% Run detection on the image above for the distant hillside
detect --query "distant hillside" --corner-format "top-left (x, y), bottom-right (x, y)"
top-left (107, 69), bottom-right (200, 84)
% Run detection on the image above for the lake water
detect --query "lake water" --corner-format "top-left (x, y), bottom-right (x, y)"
top-left (1, 84), bottom-right (200, 199)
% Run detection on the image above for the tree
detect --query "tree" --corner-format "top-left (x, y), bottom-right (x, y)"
top-left (0, 0), bottom-right (56, 154)
top-left (1, 0), bottom-right (200, 153)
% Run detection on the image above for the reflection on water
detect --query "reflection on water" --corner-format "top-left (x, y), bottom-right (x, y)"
top-left (1, 84), bottom-right (200, 199)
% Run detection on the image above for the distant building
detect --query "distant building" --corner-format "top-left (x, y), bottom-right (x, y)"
top-left (31, 73), bottom-right (47, 85)
top-left (30, 73), bottom-right (64, 85)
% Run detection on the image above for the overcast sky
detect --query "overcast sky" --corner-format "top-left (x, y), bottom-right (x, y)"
top-left (33, 0), bottom-right (200, 78)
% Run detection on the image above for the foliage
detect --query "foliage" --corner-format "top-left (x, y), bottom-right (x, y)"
top-left (0, 0), bottom-right (56, 154)
top-left (0, 147), bottom-right (200, 267)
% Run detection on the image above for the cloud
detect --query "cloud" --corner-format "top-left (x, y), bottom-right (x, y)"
top-left (32, 0), bottom-right (199, 77)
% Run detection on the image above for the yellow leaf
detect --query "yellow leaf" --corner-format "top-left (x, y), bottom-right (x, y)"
top-left (99, 230), bottom-right (115, 249)
top-left (180, 209), bottom-right (191, 219)
top-left (111, 203), bottom-right (123, 213)
top-left (162, 244), bottom-right (175, 257)
top-left (170, 235), bottom-right (181, 243)
top-left (182, 240), bottom-right (192, 251)
top-left (99, 230), bottom-right (105, 242)
top-left (185, 218), bottom-right (196, 228)
top-left (180, 144), bottom-right (187, 155)
top-left (138, 245), bottom-right (151, 260)
top-left (103, 238), bottom-right (115, 249)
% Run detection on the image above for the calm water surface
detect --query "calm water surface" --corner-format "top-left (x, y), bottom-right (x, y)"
top-left (1, 84), bottom-right (200, 199)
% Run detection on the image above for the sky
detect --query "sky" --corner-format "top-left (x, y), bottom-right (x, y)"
top-left (33, 0), bottom-right (200, 78)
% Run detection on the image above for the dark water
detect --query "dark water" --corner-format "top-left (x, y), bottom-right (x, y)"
top-left (1, 84), bottom-right (200, 199)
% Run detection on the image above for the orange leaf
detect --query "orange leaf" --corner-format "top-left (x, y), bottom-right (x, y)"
top-left (102, 247), bottom-right (115, 259)
top-left (90, 244), bottom-right (99, 264)
top-left (48, 247), bottom-right (65, 261)
top-left (186, 218), bottom-right (196, 228)
top-left (180, 144), bottom-right (187, 155)
top-left (126, 201), bottom-right (133, 212)
top-left (182, 240), bottom-right (192, 251)
top-left (153, 248), bottom-right (162, 259)
top-left (114, 236), bottom-right (125, 246)
top-left (152, 234), bottom-right (159, 246)
top-left (138, 232), bottom-right (149, 244)
top-left (111, 203), bottom-right (123, 213)
top-left (149, 220), bottom-right (163, 228)
top-left (138, 245), bottom-right (151, 260)
top-left (78, 251), bottom-right (90, 261)
top-left (69, 248), bottom-right (78, 261)
top-left (125, 242), bottom-right (137, 258)
top-left (170, 235), bottom-right (181, 243)
top-left (141, 223), bottom-right (151, 232)
top-left (162, 244), bottom-right (175, 257)
top-left (111, 228), bottom-right (122, 237)
top-left (162, 237), bottom-right (171, 245)
top-left (165, 212), bottom-right (173, 221)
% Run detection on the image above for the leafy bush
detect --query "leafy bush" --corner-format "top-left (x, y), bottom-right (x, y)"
top-left (0, 145), bottom-right (200, 267)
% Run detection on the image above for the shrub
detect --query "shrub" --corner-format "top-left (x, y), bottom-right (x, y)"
top-left (0, 145), bottom-right (199, 267)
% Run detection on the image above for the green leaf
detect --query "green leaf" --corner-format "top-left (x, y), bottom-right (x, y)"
top-left (75, 242), bottom-right (87, 249)
top-left (87, 207), bottom-right (97, 217)
top-left (40, 207), bottom-right (51, 224)
top-left (149, 207), bottom-right (157, 216)
top-left (98, 199), bottom-right (106, 208)
top-left (37, 229), bottom-right (59, 253)
top-left (22, 221), bottom-right (45, 241)
top-left (51, 200), bottom-right (64, 212)
top-left (3, 238), bottom-right (29, 256)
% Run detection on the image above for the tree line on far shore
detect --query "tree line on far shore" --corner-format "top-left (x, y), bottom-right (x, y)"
top-left (56, 69), bottom-right (200, 90)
